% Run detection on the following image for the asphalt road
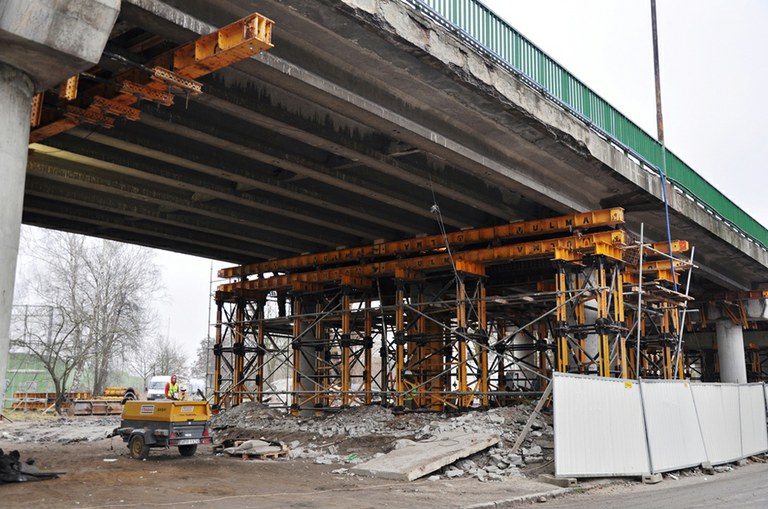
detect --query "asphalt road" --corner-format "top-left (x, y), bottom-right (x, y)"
top-left (540, 463), bottom-right (768, 509)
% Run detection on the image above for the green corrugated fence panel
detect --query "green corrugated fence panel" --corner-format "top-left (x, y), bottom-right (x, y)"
top-left (411, 0), bottom-right (767, 247)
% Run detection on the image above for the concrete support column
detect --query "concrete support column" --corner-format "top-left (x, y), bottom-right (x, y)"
top-left (0, 63), bottom-right (34, 404)
top-left (716, 320), bottom-right (747, 383)
top-left (583, 306), bottom-right (600, 375)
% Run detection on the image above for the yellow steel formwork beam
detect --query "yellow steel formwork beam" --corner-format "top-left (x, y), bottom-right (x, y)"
top-left (171, 14), bottom-right (273, 79)
top-left (233, 300), bottom-right (245, 406)
top-left (395, 285), bottom-right (406, 409)
top-left (30, 12), bottom-right (274, 143)
top-left (555, 265), bottom-right (568, 373)
top-left (341, 291), bottom-right (351, 407)
top-left (456, 278), bottom-right (469, 408)
top-left (364, 299), bottom-right (373, 405)
top-left (217, 230), bottom-right (627, 293)
top-left (630, 259), bottom-right (689, 273)
top-left (477, 282), bottom-right (489, 408)
top-left (213, 303), bottom-right (223, 407)
top-left (218, 208), bottom-right (625, 278)
top-left (595, 258), bottom-right (610, 378)
top-left (58, 75), bottom-right (79, 101)
top-left (646, 240), bottom-right (690, 255)
top-left (30, 93), bottom-right (44, 127)
top-left (290, 298), bottom-right (303, 416)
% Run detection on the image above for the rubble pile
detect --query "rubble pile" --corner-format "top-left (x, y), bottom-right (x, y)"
top-left (213, 402), bottom-right (412, 438)
top-left (211, 402), bottom-right (555, 480)
top-left (413, 406), bottom-right (554, 481)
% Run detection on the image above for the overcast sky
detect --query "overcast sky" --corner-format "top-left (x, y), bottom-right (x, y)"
top-left (484, 0), bottom-right (768, 224)
top-left (21, 1), bottom-right (768, 362)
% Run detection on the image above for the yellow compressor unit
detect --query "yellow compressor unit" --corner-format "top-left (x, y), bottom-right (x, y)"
top-left (114, 401), bottom-right (212, 459)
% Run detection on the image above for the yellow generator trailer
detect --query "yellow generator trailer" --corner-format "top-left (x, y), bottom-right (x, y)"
top-left (115, 401), bottom-right (212, 459)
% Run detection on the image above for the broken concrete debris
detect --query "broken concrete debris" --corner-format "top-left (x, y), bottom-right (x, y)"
top-left (210, 402), bottom-right (555, 481)
top-left (350, 432), bottom-right (500, 481)
top-left (219, 439), bottom-right (288, 459)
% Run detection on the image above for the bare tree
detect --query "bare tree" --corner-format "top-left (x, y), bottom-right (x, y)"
top-left (79, 240), bottom-right (158, 395)
top-left (123, 336), bottom-right (159, 392)
top-left (11, 303), bottom-right (93, 414)
top-left (14, 229), bottom-right (160, 407)
top-left (189, 336), bottom-right (214, 380)
top-left (151, 336), bottom-right (188, 379)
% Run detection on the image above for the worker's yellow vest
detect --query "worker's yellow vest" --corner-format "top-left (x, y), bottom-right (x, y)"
top-left (404, 381), bottom-right (416, 401)
top-left (167, 382), bottom-right (179, 397)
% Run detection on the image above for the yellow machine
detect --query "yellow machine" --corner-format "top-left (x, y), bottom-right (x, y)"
top-left (115, 401), bottom-right (212, 459)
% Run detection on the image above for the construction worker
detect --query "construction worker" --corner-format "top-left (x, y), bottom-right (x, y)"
top-left (403, 370), bottom-right (416, 410)
top-left (165, 374), bottom-right (180, 400)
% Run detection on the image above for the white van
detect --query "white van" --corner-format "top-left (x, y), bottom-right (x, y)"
top-left (146, 375), bottom-right (172, 400)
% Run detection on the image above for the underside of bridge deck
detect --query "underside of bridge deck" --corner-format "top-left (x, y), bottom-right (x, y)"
top-left (24, 0), bottom-right (768, 297)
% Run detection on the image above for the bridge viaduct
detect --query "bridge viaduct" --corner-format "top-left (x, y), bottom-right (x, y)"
top-left (1, 0), bottom-right (767, 403)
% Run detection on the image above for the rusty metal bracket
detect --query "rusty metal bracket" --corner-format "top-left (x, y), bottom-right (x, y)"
top-left (151, 67), bottom-right (203, 95)
top-left (92, 96), bottom-right (141, 121)
top-left (121, 81), bottom-right (174, 106)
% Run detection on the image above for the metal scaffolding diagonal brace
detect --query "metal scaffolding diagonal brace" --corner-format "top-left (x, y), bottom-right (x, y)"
top-left (511, 382), bottom-right (553, 455)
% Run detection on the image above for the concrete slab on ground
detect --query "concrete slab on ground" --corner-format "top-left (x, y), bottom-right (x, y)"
top-left (351, 432), bottom-right (499, 481)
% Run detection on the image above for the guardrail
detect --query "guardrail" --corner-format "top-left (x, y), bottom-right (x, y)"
top-left (404, 0), bottom-right (767, 249)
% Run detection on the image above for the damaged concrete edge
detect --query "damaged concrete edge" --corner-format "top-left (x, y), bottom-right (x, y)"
top-left (341, 0), bottom-right (768, 269)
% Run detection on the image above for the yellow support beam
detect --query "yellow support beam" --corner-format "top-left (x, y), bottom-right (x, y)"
top-left (58, 75), bottom-right (79, 101)
top-left (30, 12), bottom-right (274, 143)
top-left (217, 230), bottom-right (626, 293)
top-left (630, 259), bottom-right (688, 273)
top-left (219, 208), bottom-right (625, 278)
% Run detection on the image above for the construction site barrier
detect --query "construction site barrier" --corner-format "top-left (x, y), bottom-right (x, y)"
top-left (691, 383), bottom-right (744, 465)
top-left (737, 384), bottom-right (768, 458)
top-left (553, 373), bottom-right (768, 478)
top-left (641, 380), bottom-right (707, 473)
top-left (553, 374), bottom-right (650, 477)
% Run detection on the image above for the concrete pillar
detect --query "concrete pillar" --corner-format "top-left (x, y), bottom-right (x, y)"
top-left (716, 320), bottom-right (747, 383)
top-left (0, 0), bottom-right (120, 406)
top-left (583, 306), bottom-right (600, 375)
top-left (0, 63), bottom-right (34, 404)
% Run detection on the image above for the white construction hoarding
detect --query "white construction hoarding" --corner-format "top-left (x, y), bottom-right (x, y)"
top-left (553, 373), bottom-right (650, 477)
top-left (640, 380), bottom-right (707, 472)
top-left (555, 374), bottom-right (768, 477)
top-left (691, 384), bottom-right (742, 465)
top-left (738, 383), bottom-right (768, 457)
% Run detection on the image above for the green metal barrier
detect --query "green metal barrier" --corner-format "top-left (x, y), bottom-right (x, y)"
top-left (405, 0), bottom-right (767, 249)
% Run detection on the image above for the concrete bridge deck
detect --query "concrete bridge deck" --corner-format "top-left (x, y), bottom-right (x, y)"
top-left (19, 0), bottom-right (768, 294)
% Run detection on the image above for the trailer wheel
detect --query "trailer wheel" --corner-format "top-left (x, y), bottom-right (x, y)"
top-left (129, 434), bottom-right (150, 460)
top-left (178, 444), bottom-right (198, 457)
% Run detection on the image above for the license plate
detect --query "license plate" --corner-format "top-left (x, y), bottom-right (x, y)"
top-left (177, 439), bottom-right (200, 445)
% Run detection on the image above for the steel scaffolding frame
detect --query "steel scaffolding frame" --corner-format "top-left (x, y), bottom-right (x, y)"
top-left (212, 208), bottom-right (694, 412)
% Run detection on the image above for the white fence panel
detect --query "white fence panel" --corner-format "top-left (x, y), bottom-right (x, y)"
top-left (554, 373), bottom-right (649, 477)
top-left (739, 384), bottom-right (768, 457)
top-left (640, 380), bottom-right (707, 473)
top-left (691, 384), bottom-right (742, 465)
